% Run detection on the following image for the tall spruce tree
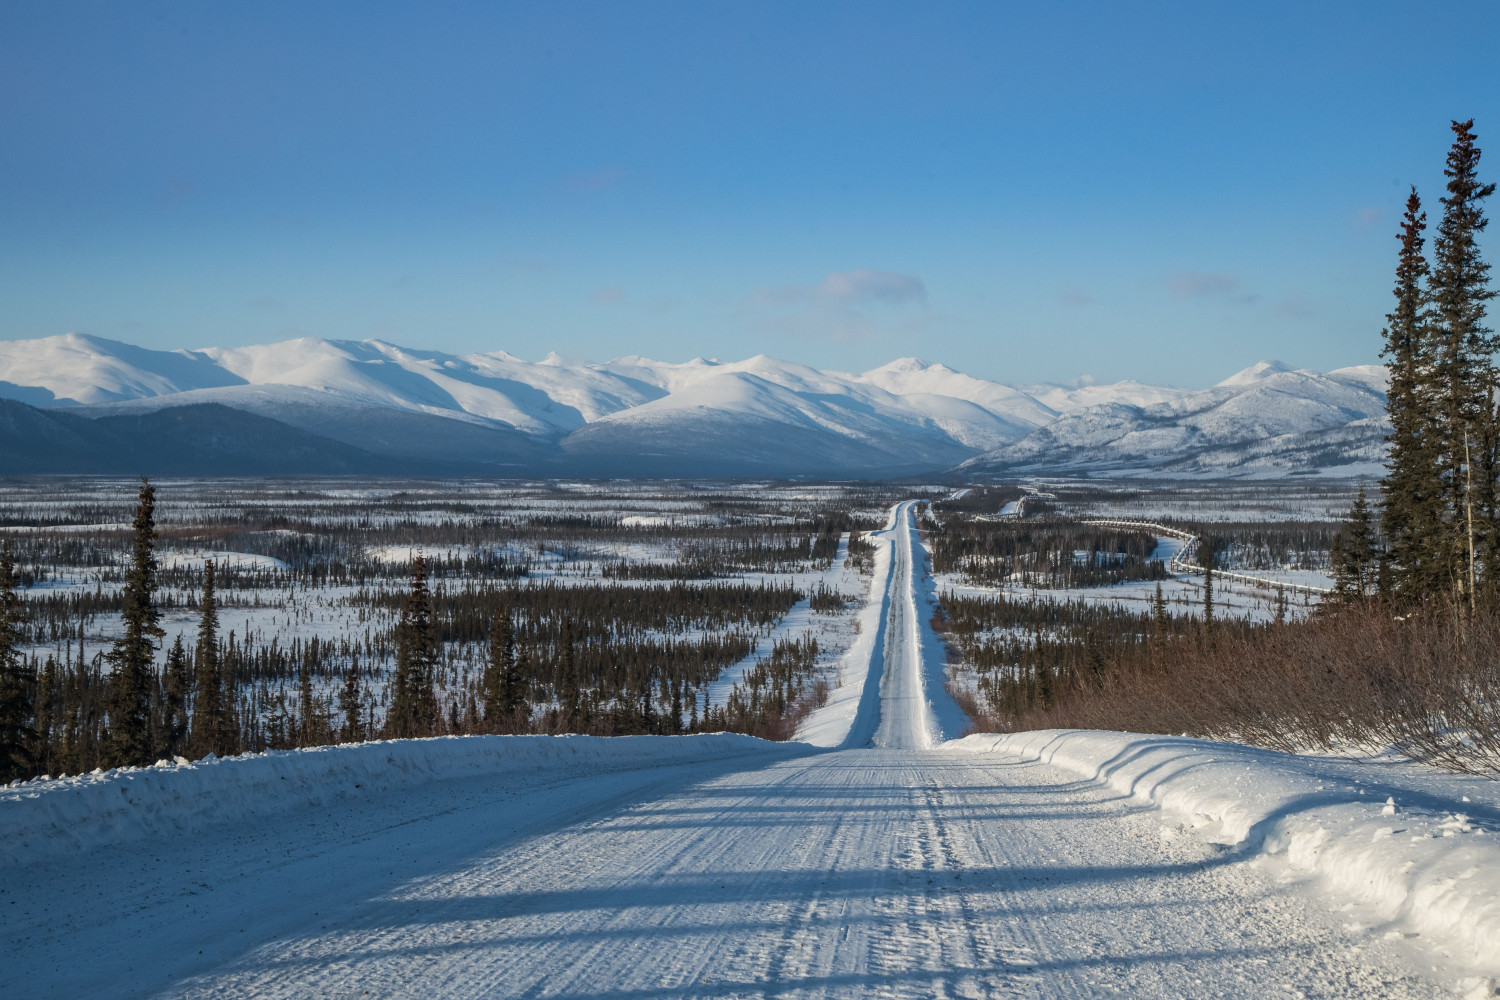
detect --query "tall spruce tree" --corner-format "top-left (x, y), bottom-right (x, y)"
top-left (1429, 120), bottom-right (1496, 599)
top-left (1331, 486), bottom-right (1380, 600)
top-left (387, 555), bottom-right (439, 739)
top-left (482, 604), bottom-right (525, 728)
top-left (34, 655), bottom-right (59, 777)
top-left (1379, 189), bottom-right (1446, 597)
top-left (0, 540), bottom-right (37, 782)
top-left (157, 635), bottom-right (190, 759)
top-left (558, 615), bottom-right (580, 724)
top-left (102, 479), bottom-right (164, 769)
top-left (339, 655), bottom-right (363, 743)
top-left (190, 560), bottom-right (230, 757)
top-left (1200, 535), bottom-right (1215, 632)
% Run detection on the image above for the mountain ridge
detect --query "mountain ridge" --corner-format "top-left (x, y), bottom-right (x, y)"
top-left (0, 333), bottom-right (1387, 478)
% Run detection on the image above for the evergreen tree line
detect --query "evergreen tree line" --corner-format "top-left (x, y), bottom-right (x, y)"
top-left (1336, 120), bottom-right (1497, 603)
top-left (927, 520), bottom-right (1168, 589)
top-left (0, 483), bottom-right (841, 782)
top-left (0, 491), bottom-right (880, 597)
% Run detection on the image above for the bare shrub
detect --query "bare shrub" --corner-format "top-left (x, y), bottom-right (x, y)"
top-left (1005, 599), bottom-right (1500, 775)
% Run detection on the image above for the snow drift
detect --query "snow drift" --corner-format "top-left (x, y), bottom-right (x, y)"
top-left (948, 730), bottom-right (1500, 977)
top-left (0, 733), bottom-right (804, 869)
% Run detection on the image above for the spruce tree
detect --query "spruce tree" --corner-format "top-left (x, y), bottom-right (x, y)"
top-left (34, 655), bottom-right (59, 777)
top-left (558, 615), bottom-right (580, 725)
top-left (513, 646), bottom-right (533, 733)
top-left (387, 555), bottom-right (439, 739)
top-left (297, 656), bottom-right (321, 747)
top-left (158, 635), bottom-right (190, 759)
top-left (190, 560), bottom-right (229, 757)
top-left (482, 604), bottom-right (526, 729)
top-left (1379, 188), bottom-right (1446, 598)
top-left (1200, 535), bottom-right (1215, 631)
top-left (0, 541), bottom-right (37, 782)
top-left (339, 655), bottom-right (363, 743)
top-left (1331, 486), bottom-right (1379, 600)
top-left (482, 604), bottom-right (512, 725)
top-left (670, 676), bottom-right (684, 733)
top-left (1429, 120), bottom-right (1496, 598)
top-left (102, 479), bottom-right (163, 769)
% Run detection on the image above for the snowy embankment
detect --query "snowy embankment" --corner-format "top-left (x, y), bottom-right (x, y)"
top-left (795, 502), bottom-right (902, 748)
top-left (0, 732), bottom-right (803, 869)
top-left (949, 730), bottom-right (1500, 978)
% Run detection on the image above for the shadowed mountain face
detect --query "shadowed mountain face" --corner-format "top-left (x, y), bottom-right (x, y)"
top-left (0, 335), bottom-right (1388, 478)
top-left (0, 400), bottom-right (419, 476)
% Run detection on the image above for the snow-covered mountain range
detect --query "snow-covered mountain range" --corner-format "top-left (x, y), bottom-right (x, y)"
top-left (962, 360), bottom-right (1391, 479)
top-left (0, 333), bottom-right (1388, 477)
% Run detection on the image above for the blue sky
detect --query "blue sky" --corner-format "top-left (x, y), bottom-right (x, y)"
top-left (2, 2), bottom-right (1496, 386)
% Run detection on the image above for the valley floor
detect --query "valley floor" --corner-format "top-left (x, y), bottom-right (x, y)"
top-left (2, 502), bottom-right (1493, 999)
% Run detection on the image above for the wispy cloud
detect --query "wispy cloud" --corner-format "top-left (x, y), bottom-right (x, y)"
top-left (746, 269), bottom-right (926, 309)
top-left (1168, 270), bottom-right (1259, 304)
top-left (818, 269), bottom-right (926, 304)
top-left (1057, 283), bottom-right (1095, 307)
top-left (742, 269), bottom-right (928, 343)
top-left (591, 285), bottom-right (627, 305)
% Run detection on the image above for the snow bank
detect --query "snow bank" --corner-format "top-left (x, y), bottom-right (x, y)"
top-left (949, 730), bottom-right (1500, 977)
top-left (0, 733), bottom-right (801, 869)
top-left (795, 525), bottom-right (894, 748)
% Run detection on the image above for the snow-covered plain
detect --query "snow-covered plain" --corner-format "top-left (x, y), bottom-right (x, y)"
top-left (4, 501), bottom-right (1497, 998)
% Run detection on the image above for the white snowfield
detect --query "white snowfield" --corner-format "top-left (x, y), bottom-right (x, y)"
top-left (3, 502), bottom-right (1497, 998)
top-left (1, 332), bottom-right (1390, 476)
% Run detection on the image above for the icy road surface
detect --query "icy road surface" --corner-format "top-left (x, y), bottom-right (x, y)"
top-left (3, 502), bottom-right (1448, 998)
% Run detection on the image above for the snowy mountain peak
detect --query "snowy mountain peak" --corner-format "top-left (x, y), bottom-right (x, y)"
top-left (0, 332), bottom-right (1386, 477)
top-left (866, 357), bottom-right (937, 374)
top-left (1217, 359), bottom-right (1299, 387)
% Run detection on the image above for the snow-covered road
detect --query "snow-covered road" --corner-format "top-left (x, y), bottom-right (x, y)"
top-left (1, 503), bottom-right (1469, 998)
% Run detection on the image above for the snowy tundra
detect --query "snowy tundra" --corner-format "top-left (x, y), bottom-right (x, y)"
top-left (3, 502), bottom-right (1497, 999)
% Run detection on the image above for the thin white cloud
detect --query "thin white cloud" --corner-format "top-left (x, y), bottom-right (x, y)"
top-left (817, 269), bottom-right (926, 304)
top-left (746, 269), bottom-right (926, 308)
top-left (1057, 283), bottom-right (1095, 307)
top-left (742, 269), bottom-right (928, 343)
top-left (591, 286), bottom-right (627, 306)
top-left (1169, 270), bottom-right (1259, 304)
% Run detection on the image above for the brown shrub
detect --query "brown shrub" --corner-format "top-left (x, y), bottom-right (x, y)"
top-left (993, 598), bottom-right (1500, 775)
